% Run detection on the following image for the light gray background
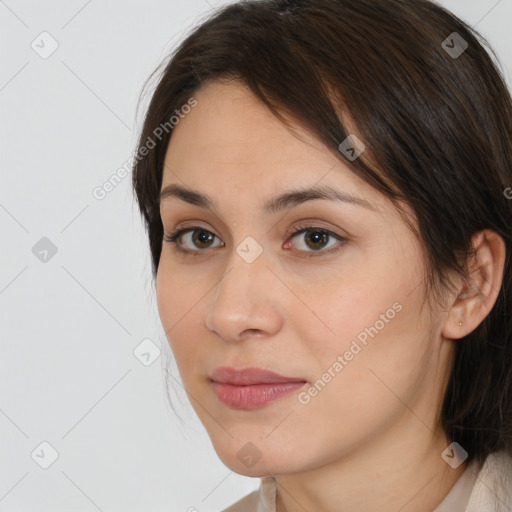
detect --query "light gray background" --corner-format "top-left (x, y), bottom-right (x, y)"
top-left (1, 1), bottom-right (511, 511)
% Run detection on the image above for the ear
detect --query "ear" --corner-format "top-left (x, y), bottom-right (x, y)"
top-left (442, 229), bottom-right (506, 340)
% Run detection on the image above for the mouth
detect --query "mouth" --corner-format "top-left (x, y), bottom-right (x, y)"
top-left (210, 366), bottom-right (308, 410)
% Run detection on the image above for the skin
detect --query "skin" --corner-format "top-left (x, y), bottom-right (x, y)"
top-left (156, 80), bottom-right (506, 512)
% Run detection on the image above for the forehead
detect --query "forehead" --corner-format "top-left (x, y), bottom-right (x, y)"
top-left (161, 80), bottom-right (402, 221)
top-left (166, 83), bottom-right (359, 181)
top-left (164, 80), bottom-right (322, 164)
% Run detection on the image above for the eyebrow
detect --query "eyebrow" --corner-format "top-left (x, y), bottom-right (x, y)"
top-left (158, 183), bottom-right (376, 214)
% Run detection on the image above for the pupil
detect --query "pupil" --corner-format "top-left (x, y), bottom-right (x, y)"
top-left (195, 230), bottom-right (212, 247)
top-left (307, 231), bottom-right (327, 250)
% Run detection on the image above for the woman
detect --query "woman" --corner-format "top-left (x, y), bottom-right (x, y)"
top-left (132, 0), bottom-right (512, 510)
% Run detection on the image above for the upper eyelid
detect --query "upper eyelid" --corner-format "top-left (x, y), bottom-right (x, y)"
top-left (166, 224), bottom-right (342, 238)
top-left (164, 225), bottom-right (345, 250)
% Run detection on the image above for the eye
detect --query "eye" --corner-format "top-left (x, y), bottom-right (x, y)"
top-left (285, 225), bottom-right (347, 255)
top-left (162, 225), bottom-right (347, 257)
top-left (163, 227), bottom-right (223, 254)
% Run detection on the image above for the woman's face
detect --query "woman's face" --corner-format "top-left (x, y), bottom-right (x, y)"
top-left (156, 80), bottom-right (454, 476)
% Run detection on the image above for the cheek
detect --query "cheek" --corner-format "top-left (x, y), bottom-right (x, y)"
top-left (155, 263), bottom-right (206, 375)
top-left (156, 256), bottom-right (193, 323)
top-left (156, 263), bottom-right (189, 349)
top-left (302, 259), bottom-right (429, 391)
top-left (298, 271), bottom-right (392, 353)
top-left (294, 306), bottom-right (431, 455)
top-left (324, 298), bottom-right (429, 414)
top-left (155, 264), bottom-right (173, 329)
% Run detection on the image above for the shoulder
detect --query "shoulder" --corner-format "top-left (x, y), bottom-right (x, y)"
top-left (221, 477), bottom-right (277, 512)
top-left (466, 450), bottom-right (512, 511)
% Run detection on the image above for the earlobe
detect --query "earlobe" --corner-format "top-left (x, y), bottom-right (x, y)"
top-left (442, 230), bottom-right (506, 340)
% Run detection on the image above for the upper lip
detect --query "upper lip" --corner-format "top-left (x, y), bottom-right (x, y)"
top-left (210, 366), bottom-right (307, 385)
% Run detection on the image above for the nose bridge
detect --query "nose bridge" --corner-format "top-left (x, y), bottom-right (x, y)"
top-left (205, 237), bottom-right (282, 340)
top-left (212, 239), bottom-right (267, 311)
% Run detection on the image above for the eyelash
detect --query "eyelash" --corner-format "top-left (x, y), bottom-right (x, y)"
top-left (162, 225), bottom-right (347, 258)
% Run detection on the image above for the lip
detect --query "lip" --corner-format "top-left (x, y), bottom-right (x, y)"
top-left (210, 367), bottom-right (307, 410)
top-left (210, 366), bottom-right (306, 385)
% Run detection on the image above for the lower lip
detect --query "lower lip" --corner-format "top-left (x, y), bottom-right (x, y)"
top-left (212, 381), bottom-right (307, 409)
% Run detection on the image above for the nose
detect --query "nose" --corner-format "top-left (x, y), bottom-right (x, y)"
top-left (204, 243), bottom-right (284, 343)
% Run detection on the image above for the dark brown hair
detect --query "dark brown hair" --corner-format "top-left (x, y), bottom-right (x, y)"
top-left (132, 0), bottom-right (512, 465)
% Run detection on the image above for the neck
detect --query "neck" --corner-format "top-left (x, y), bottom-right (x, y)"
top-left (274, 420), bottom-right (468, 512)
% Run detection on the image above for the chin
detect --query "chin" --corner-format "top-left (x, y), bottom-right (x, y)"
top-left (211, 438), bottom-right (306, 477)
